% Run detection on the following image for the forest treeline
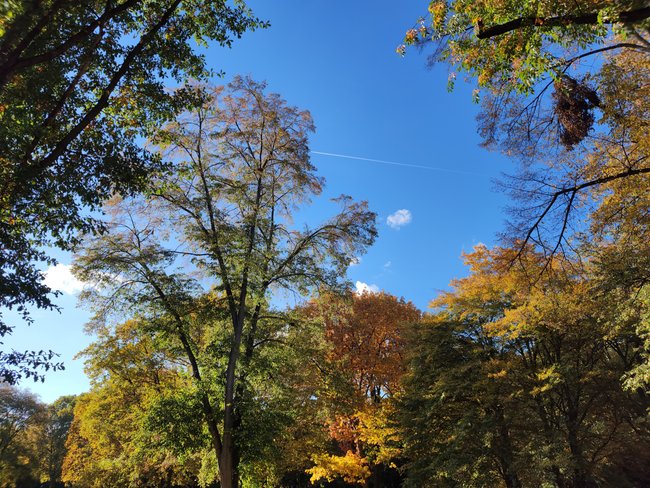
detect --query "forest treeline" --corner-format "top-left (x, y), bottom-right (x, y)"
top-left (1, 1), bottom-right (649, 487)
top-left (3, 243), bottom-right (650, 487)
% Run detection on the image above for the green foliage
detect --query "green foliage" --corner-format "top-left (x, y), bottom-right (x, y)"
top-left (62, 308), bottom-right (341, 487)
top-left (0, 0), bottom-right (266, 383)
top-left (400, 11), bottom-right (650, 482)
top-left (0, 384), bottom-right (44, 487)
top-left (39, 395), bottom-right (76, 487)
top-left (0, 385), bottom-right (76, 488)
top-left (398, 319), bottom-right (521, 487)
top-left (145, 388), bottom-right (210, 455)
top-left (63, 382), bottom-right (204, 488)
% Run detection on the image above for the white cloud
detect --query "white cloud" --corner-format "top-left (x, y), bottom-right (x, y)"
top-left (43, 264), bottom-right (86, 295)
top-left (383, 261), bottom-right (392, 268)
top-left (355, 281), bottom-right (379, 294)
top-left (386, 209), bottom-right (412, 229)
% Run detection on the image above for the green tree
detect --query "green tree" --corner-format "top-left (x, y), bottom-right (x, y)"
top-left (62, 303), bottom-right (333, 487)
top-left (74, 77), bottom-right (377, 487)
top-left (0, 386), bottom-right (78, 488)
top-left (62, 319), bottom-right (202, 488)
top-left (0, 0), bottom-right (265, 384)
top-left (399, 319), bottom-right (525, 488)
top-left (0, 384), bottom-right (45, 487)
top-left (38, 395), bottom-right (76, 488)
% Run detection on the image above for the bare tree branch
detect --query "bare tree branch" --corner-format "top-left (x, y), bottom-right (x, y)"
top-left (516, 165), bottom-right (650, 263)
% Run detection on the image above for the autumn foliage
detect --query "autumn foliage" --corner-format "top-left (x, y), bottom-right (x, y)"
top-left (304, 291), bottom-right (421, 485)
top-left (1, 2), bottom-right (649, 486)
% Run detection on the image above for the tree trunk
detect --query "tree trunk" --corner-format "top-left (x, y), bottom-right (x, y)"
top-left (219, 311), bottom-right (245, 488)
top-left (535, 398), bottom-right (567, 487)
top-left (566, 398), bottom-right (593, 488)
top-left (494, 405), bottom-right (522, 488)
top-left (219, 446), bottom-right (237, 488)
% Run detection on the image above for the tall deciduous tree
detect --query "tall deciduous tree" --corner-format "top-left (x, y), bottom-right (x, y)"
top-left (319, 291), bottom-right (421, 402)
top-left (62, 318), bottom-right (201, 488)
top-left (399, 318), bottom-right (525, 488)
top-left (0, 0), bottom-right (265, 383)
top-left (0, 384), bottom-right (44, 487)
top-left (39, 395), bottom-right (76, 488)
top-left (0, 385), bottom-right (76, 487)
top-left (74, 77), bottom-right (377, 487)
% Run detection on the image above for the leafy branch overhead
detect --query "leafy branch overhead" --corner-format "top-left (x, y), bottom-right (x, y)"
top-left (0, 0), bottom-right (266, 383)
top-left (401, 1), bottom-right (650, 93)
top-left (403, 1), bottom-right (650, 262)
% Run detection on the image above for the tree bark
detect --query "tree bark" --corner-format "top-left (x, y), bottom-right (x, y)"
top-left (494, 405), bottom-right (522, 488)
top-left (477, 7), bottom-right (650, 39)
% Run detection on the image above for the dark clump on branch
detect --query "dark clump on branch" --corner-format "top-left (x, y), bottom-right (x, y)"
top-left (552, 75), bottom-right (600, 148)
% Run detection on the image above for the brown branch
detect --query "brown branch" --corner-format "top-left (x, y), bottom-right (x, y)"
top-left (540, 190), bottom-right (575, 276)
top-left (477, 7), bottom-right (650, 39)
top-left (192, 107), bottom-right (238, 325)
top-left (24, 25), bottom-right (105, 158)
top-left (14, 0), bottom-right (181, 193)
top-left (516, 165), bottom-right (650, 263)
top-left (556, 43), bottom-right (650, 70)
top-left (0, 0), bottom-right (142, 87)
top-left (144, 271), bottom-right (224, 460)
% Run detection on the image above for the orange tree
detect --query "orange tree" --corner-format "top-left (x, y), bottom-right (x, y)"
top-left (303, 290), bottom-right (421, 486)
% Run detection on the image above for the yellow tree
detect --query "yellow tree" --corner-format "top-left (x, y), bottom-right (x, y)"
top-left (399, 245), bottom-right (650, 487)
top-left (0, 384), bottom-right (45, 487)
top-left (61, 318), bottom-right (201, 488)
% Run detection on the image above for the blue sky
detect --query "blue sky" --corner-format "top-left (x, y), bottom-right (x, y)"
top-left (5, 0), bottom-right (513, 403)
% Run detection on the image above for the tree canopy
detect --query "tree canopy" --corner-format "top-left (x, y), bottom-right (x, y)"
top-left (0, 0), bottom-right (265, 383)
top-left (402, 0), bottom-right (650, 260)
top-left (2, 2), bottom-right (649, 487)
top-left (399, 245), bottom-right (650, 487)
top-left (73, 77), bottom-right (376, 487)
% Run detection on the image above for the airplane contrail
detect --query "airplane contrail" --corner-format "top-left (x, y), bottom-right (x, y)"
top-left (311, 150), bottom-right (485, 177)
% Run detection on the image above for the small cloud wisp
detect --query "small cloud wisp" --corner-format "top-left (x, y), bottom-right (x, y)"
top-left (355, 281), bottom-right (379, 294)
top-left (387, 209), bottom-right (412, 229)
